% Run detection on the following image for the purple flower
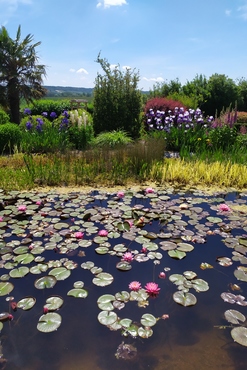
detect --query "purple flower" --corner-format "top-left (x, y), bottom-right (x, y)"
top-left (26, 121), bottom-right (33, 130)
top-left (24, 108), bottom-right (31, 115)
top-left (36, 118), bottom-right (44, 125)
top-left (42, 112), bottom-right (48, 117)
top-left (62, 110), bottom-right (69, 118)
top-left (50, 112), bottom-right (57, 119)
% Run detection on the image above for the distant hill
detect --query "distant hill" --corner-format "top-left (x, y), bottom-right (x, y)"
top-left (44, 86), bottom-right (149, 98)
top-left (44, 86), bottom-right (94, 98)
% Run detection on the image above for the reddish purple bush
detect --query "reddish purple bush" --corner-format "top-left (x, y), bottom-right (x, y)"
top-left (144, 97), bottom-right (186, 114)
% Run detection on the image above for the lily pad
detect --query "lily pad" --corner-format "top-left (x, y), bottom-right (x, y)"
top-left (9, 266), bottom-right (29, 278)
top-left (0, 282), bottom-right (14, 296)
top-left (92, 272), bottom-right (114, 287)
top-left (37, 312), bottom-right (62, 333)
top-left (173, 291), bottom-right (197, 306)
top-left (116, 261), bottom-right (132, 271)
top-left (97, 294), bottom-right (115, 310)
top-left (138, 326), bottom-right (153, 338)
top-left (98, 310), bottom-right (117, 326)
top-left (67, 288), bottom-right (88, 298)
top-left (168, 250), bottom-right (186, 260)
top-left (44, 296), bottom-right (64, 311)
top-left (34, 276), bottom-right (57, 289)
top-left (231, 327), bottom-right (247, 347)
top-left (17, 296), bottom-right (36, 311)
top-left (49, 267), bottom-right (71, 281)
top-left (140, 313), bottom-right (157, 327)
top-left (224, 309), bottom-right (246, 324)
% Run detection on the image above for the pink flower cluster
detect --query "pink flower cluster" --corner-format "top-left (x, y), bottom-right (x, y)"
top-left (98, 229), bottom-right (108, 237)
top-left (122, 252), bottom-right (133, 262)
top-left (145, 187), bottom-right (154, 194)
top-left (74, 231), bottom-right (84, 239)
top-left (117, 191), bottom-right (125, 198)
top-left (18, 205), bottom-right (27, 212)
top-left (128, 281), bottom-right (161, 297)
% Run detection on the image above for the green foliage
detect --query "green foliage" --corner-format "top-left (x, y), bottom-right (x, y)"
top-left (68, 125), bottom-right (94, 150)
top-left (93, 53), bottom-right (142, 139)
top-left (20, 125), bottom-right (70, 153)
top-left (29, 99), bottom-right (71, 119)
top-left (92, 130), bottom-right (133, 148)
top-left (167, 93), bottom-right (197, 110)
top-left (0, 123), bottom-right (21, 153)
top-left (165, 125), bottom-right (207, 153)
top-left (207, 125), bottom-right (238, 151)
top-left (0, 109), bottom-right (10, 124)
top-left (20, 115), bottom-right (51, 131)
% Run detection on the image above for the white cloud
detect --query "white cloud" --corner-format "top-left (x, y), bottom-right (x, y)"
top-left (97, 0), bottom-right (127, 9)
top-left (238, 5), bottom-right (247, 20)
top-left (69, 68), bottom-right (76, 72)
top-left (122, 65), bottom-right (131, 70)
top-left (110, 64), bottom-right (118, 69)
top-left (225, 9), bottom-right (231, 16)
top-left (0, 0), bottom-right (32, 24)
top-left (143, 77), bottom-right (165, 83)
top-left (76, 68), bottom-right (89, 75)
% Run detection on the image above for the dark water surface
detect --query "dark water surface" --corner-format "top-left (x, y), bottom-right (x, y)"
top-left (0, 188), bottom-right (247, 370)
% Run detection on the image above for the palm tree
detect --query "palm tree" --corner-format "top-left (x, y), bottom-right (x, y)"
top-left (0, 25), bottom-right (47, 124)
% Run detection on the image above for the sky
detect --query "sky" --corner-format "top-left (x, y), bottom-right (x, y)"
top-left (1, 0), bottom-right (247, 91)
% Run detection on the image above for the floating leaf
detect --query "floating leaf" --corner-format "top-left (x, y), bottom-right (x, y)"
top-left (9, 266), bottom-right (29, 278)
top-left (173, 291), bottom-right (197, 306)
top-left (49, 267), bottom-right (71, 281)
top-left (97, 294), bottom-right (115, 310)
top-left (67, 288), bottom-right (88, 298)
top-left (177, 243), bottom-right (194, 252)
top-left (37, 313), bottom-right (62, 333)
top-left (119, 318), bottom-right (132, 328)
top-left (98, 310), bottom-right (117, 326)
top-left (234, 269), bottom-right (247, 282)
top-left (138, 326), bottom-right (153, 338)
top-left (224, 309), bottom-right (246, 324)
top-left (183, 271), bottom-right (197, 280)
top-left (140, 313), bottom-right (157, 327)
top-left (34, 276), bottom-right (57, 289)
top-left (13, 253), bottom-right (34, 264)
top-left (115, 291), bottom-right (130, 302)
top-left (17, 296), bottom-right (36, 311)
top-left (116, 261), bottom-right (132, 271)
top-left (231, 327), bottom-right (247, 347)
top-left (200, 262), bottom-right (213, 270)
top-left (207, 216), bottom-right (222, 223)
top-left (0, 282), bottom-right (14, 296)
top-left (217, 257), bottom-right (233, 267)
top-left (192, 279), bottom-right (209, 292)
top-left (44, 296), bottom-right (64, 311)
top-left (92, 272), bottom-right (114, 287)
top-left (168, 250), bottom-right (186, 260)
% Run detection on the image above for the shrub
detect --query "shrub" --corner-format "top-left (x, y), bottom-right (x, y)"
top-left (0, 123), bottom-right (21, 153)
top-left (0, 109), bottom-right (10, 124)
top-left (236, 111), bottom-right (247, 124)
top-left (20, 115), bottom-right (51, 132)
top-left (144, 97), bottom-right (186, 114)
top-left (92, 130), bottom-right (133, 148)
top-left (93, 54), bottom-right (142, 139)
top-left (27, 100), bottom-right (71, 120)
top-left (68, 125), bottom-right (94, 150)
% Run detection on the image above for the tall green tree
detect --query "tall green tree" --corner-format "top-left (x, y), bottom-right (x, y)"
top-left (93, 53), bottom-right (142, 139)
top-left (0, 25), bottom-right (46, 124)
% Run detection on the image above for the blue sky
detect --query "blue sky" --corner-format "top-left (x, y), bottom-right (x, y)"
top-left (1, 0), bottom-right (247, 90)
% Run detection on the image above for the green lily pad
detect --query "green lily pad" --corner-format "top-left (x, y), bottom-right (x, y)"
top-left (37, 312), bottom-right (62, 333)
top-left (177, 243), bottom-right (194, 252)
top-left (49, 267), bottom-right (71, 281)
top-left (81, 261), bottom-right (94, 270)
top-left (119, 318), bottom-right (132, 328)
top-left (115, 291), bottom-right (130, 302)
top-left (13, 253), bottom-right (34, 264)
top-left (67, 288), bottom-right (88, 298)
top-left (206, 216), bottom-right (222, 223)
top-left (168, 250), bottom-right (186, 260)
top-left (116, 261), bottom-right (132, 271)
top-left (93, 272), bottom-right (114, 287)
top-left (97, 294), bottom-right (115, 310)
top-left (234, 269), bottom-right (247, 282)
top-left (140, 313), bottom-right (157, 327)
top-left (231, 327), bottom-right (247, 347)
top-left (44, 296), bottom-right (64, 311)
top-left (192, 279), bottom-right (209, 292)
top-left (17, 296), bottom-right (36, 311)
top-left (9, 266), bottom-right (29, 278)
top-left (34, 276), bottom-right (57, 289)
top-left (0, 282), bottom-right (14, 296)
top-left (138, 326), bottom-right (153, 338)
top-left (98, 310), bottom-right (117, 326)
top-left (173, 291), bottom-right (197, 306)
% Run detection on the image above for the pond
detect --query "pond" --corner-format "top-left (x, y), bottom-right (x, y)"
top-left (0, 186), bottom-right (247, 370)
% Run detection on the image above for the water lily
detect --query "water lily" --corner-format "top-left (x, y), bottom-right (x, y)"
top-left (122, 252), bottom-right (134, 262)
top-left (129, 281), bottom-right (142, 291)
top-left (18, 205), bottom-right (27, 212)
top-left (159, 272), bottom-right (166, 279)
top-left (98, 229), bottom-right (108, 237)
top-left (145, 187), bottom-right (154, 194)
top-left (0, 216), bottom-right (3, 222)
top-left (117, 191), bottom-right (125, 198)
top-left (219, 203), bottom-right (231, 212)
top-left (36, 200), bottom-right (42, 205)
top-left (145, 282), bottom-right (160, 297)
top-left (74, 231), bottom-right (84, 239)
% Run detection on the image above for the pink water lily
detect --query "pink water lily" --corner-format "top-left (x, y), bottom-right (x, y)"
top-left (219, 203), bottom-right (231, 212)
top-left (129, 281), bottom-right (142, 291)
top-left (0, 216), bottom-right (3, 222)
top-left (74, 231), bottom-right (84, 239)
top-left (122, 252), bottom-right (134, 262)
top-left (18, 205), bottom-right (27, 212)
top-left (98, 229), bottom-right (108, 237)
top-left (145, 187), bottom-right (154, 194)
top-left (145, 282), bottom-right (160, 297)
top-left (117, 191), bottom-right (125, 198)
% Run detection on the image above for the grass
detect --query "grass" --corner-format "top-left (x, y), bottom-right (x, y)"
top-left (0, 136), bottom-right (247, 192)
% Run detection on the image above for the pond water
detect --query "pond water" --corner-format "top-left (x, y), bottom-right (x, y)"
top-left (0, 187), bottom-right (247, 370)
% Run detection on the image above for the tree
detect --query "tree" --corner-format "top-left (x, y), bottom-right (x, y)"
top-left (0, 25), bottom-right (46, 124)
top-left (93, 53), bottom-right (142, 139)
top-left (182, 74), bottom-right (210, 111)
top-left (237, 77), bottom-right (247, 111)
